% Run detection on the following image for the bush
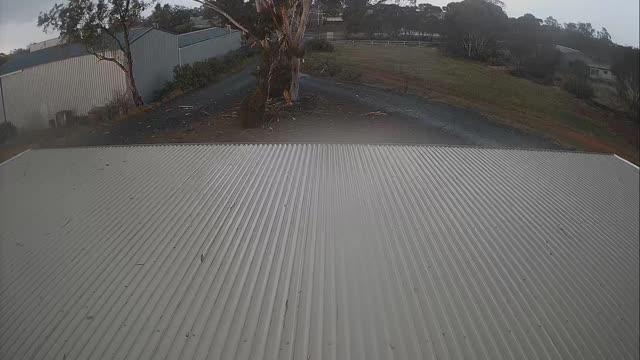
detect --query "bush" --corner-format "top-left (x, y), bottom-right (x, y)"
top-left (304, 57), bottom-right (362, 81)
top-left (616, 76), bottom-right (640, 120)
top-left (562, 60), bottom-right (594, 99)
top-left (154, 48), bottom-right (257, 101)
top-left (305, 38), bottom-right (334, 52)
top-left (563, 75), bottom-right (594, 99)
top-left (174, 58), bottom-right (224, 90)
top-left (0, 122), bottom-right (18, 144)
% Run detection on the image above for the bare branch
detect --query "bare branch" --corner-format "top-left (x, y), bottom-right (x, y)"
top-left (86, 47), bottom-right (128, 73)
top-left (194, 0), bottom-right (254, 37)
top-left (99, 25), bottom-right (127, 53)
top-left (293, 0), bottom-right (312, 44)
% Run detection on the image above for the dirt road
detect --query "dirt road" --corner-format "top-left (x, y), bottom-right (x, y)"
top-left (121, 66), bottom-right (559, 148)
top-left (299, 75), bottom-right (560, 149)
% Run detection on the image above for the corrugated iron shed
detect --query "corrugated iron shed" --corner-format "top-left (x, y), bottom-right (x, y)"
top-left (0, 28), bottom-right (154, 77)
top-left (0, 144), bottom-right (638, 360)
top-left (178, 27), bottom-right (230, 48)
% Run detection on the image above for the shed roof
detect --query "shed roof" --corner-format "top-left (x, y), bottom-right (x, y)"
top-left (0, 43), bottom-right (89, 76)
top-left (554, 44), bottom-right (611, 69)
top-left (0, 144), bottom-right (638, 360)
top-left (177, 27), bottom-right (230, 48)
top-left (555, 44), bottom-right (582, 54)
top-left (0, 27), bottom-right (157, 76)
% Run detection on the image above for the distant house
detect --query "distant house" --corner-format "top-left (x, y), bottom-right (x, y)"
top-left (318, 16), bottom-right (346, 40)
top-left (0, 27), bottom-right (241, 129)
top-left (555, 45), bottom-right (615, 82)
top-left (324, 16), bottom-right (343, 24)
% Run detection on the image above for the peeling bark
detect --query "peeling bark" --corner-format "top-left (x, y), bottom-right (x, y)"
top-left (289, 57), bottom-right (301, 101)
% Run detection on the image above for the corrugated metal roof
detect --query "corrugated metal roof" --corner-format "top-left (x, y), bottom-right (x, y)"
top-left (178, 27), bottom-right (230, 48)
top-left (0, 144), bottom-right (638, 360)
top-left (0, 43), bottom-right (89, 76)
top-left (555, 44), bottom-right (582, 54)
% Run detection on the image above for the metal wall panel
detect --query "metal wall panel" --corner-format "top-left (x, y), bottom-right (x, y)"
top-left (0, 53), bottom-right (127, 129)
top-left (0, 144), bottom-right (638, 360)
top-left (179, 31), bottom-right (242, 66)
top-left (0, 78), bottom-right (5, 123)
top-left (178, 27), bottom-right (229, 48)
top-left (130, 29), bottom-right (180, 102)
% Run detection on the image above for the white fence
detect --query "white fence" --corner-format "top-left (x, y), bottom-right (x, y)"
top-left (330, 39), bottom-right (439, 47)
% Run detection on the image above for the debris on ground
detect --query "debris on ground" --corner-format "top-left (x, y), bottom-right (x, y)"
top-left (178, 105), bottom-right (194, 110)
top-left (362, 111), bottom-right (387, 116)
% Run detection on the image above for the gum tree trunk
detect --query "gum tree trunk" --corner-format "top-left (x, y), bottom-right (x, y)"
top-left (126, 58), bottom-right (144, 107)
top-left (289, 57), bottom-right (301, 101)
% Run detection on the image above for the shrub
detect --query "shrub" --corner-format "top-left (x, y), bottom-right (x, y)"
top-left (106, 91), bottom-right (131, 117)
top-left (174, 57), bottom-right (224, 90)
top-left (305, 38), bottom-right (334, 52)
top-left (304, 57), bottom-right (361, 81)
top-left (616, 75), bottom-right (640, 120)
top-left (0, 122), bottom-right (18, 144)
top-left (306, 57), bottom-right (342, 76)
top-left (155, 48), bottom-right (257, 101)
top-left (338, 68), bottom-right (362, 81)
top-left (562, 60), bottom-right (594, 99)
top-left (563, 75), bottom-right (594, 99)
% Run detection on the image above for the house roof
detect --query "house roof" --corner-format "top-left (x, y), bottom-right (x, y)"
top-left (0, 144), bottom-right (638, 360)
top-left (555, 44), bottom-right (582, 54)
top-left (554, 44), bottom-right (611, 69)
top-left (0, 27), bottom-right (157, 76)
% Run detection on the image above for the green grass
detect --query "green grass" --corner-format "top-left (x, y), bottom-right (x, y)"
top-left (305, 45), bottom-right (639, 161)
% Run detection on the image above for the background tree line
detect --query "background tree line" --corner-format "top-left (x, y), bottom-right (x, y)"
top-left (336, 0), bottom-right (639, 116)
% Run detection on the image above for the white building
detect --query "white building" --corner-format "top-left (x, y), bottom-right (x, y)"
top-left (0, 27), bottom-right (242, 129)
top-left (555, 45), bottom-right (616, 82)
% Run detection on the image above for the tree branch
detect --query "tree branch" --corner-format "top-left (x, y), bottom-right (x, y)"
top-left (293, 0), bottom-right (312, 44)
top-left (86, 47), bottom-right (128, 73)
top-left (194, 0), bottom-right (254, 38)
top-left (99, 25), bottom-right (127, 53)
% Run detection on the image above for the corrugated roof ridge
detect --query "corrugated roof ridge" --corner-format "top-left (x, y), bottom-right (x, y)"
top-left (29, 143), bottom-right (616, 157)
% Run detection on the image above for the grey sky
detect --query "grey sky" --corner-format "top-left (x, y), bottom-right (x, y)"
top-left (1, 0), bottom-right (638, 53)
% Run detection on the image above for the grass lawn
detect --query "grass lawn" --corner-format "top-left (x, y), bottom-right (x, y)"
top-left (305, 45), bottom-right (639, 163)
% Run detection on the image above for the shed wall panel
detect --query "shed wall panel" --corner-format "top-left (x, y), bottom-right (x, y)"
top-left (0, 79), bottom-right (6, 123)
top-left (179, 31), bottom-right (242, 66)
top-left (0, 53), bottom-right (127, 129)
top-left (131, 29), bottom-right (179, 102)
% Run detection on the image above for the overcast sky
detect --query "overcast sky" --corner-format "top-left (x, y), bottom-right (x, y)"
top-left (1, 0), bottom-right (638, 53)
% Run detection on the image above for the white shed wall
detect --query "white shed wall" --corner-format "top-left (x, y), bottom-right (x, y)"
top-left (0, 79), bottom-right (6, 123)
top-left (179, 31), bottom-right (242, 66)
top-left (0, 53), bottom-right (127, 129)
top-left (131, 29), bottom-right (180, 102)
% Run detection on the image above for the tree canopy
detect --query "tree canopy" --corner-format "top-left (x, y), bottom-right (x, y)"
top-left (38, 0), bottom-right (154, 106)
top-left (443, 0), bottom-right (508, 59)
top-left (144, 3), bottom-right (198, 33)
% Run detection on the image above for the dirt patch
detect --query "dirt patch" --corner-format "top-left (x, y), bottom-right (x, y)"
top-left (132, 95), bottom-right (459, 145)
top-left (0, 146), bottom-right (29, 164)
